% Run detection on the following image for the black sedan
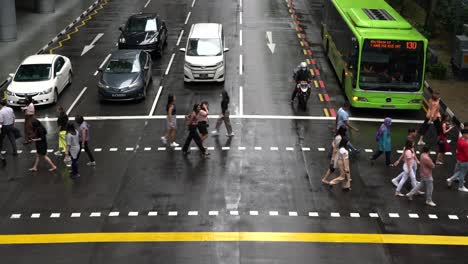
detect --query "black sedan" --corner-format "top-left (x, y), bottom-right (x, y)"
top-left (118, 13), bottom-right (168, 56)
top-left (97, 50), bottom-right (152, 102)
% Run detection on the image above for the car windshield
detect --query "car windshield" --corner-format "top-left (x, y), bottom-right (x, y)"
top-left (359, 39), bottom-right (424, 92)
top-left (105, 58), bottom-right (140, 73)
top-left (14, 64), bottom-right (51, 82)
top-left (126, 17), bottom-right (157, 32)
top-left (186, 38), bottom-right (222, 56)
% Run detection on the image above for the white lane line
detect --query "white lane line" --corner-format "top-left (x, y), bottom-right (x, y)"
top-left (239, 55), bottom-right (243, 75)
top-left (270, 146), bottom-right (279, 151)
top-left (286, 147), bottom-right (294, 151)
top-left (50, 213), bottom-right (60, 218)
top-left (190, 147), bottom-right (197, 150)
top-left (71, 213), bottom-right (81, 218)
top-left (389, 213), bottom-right (400, 218)
top-left (222, 146), bottom-right (230, 150)
top-left (144, 147), bottom-right (152, 151)
top-left (148, 211), bottom-right (158, 216)
top-left (191, 0), bottom-right (196, 7)
top-left (47, 149), bottom-right (53, 153)
top-left (168, 211), bottom-right (178, 216)
top-left (254, 146), bottom-right (262, 150)
top-left (17, 150), bottom-right (22, 154)
top-left (238, 146), bottom-right (246, 150)
top-left (318, 148), bottom-right (326, 152)
top-left (109, 148), bottom-right (118, 152)
top-left (269, 211), bottom-right (279, 216)
top-left (430, 151), bottom-right (437, 155)
top-left (330, 212), bottom-right (340, 217)
top-left (369, 213), bottom-right (379, 218)
top-left (240, 0), bottom-right (242, 8)
top-left (90, 212), bottom-right (101, 217)
top-left (158, 147), bottom-right (166, 151)
top-left (188, 211), bottom-right (198, 216)
top-left (125, 147), bottom-right (134, 151)
top-left (31, 213), bottom-right (40, 219)
top-left (207, 147), bottom-right (215, 150)
top-left (239, 11), bottom-right (243, 25)
top-left (428, 214), bottom-right (438, 219)
top-left (448, 215), bottom-right (459, 220)
top-left (174, 147), bottom-right (182, 151)
top-left (94, 70), bottom-right (98, 76)
top-left (249, 211), bottom-right (259, 216)
top-left (239, 86), bottom-right (243, 116)
top-left (128, 211), bottom-right (139, 216)
top-left (309, 212), bottom-right (319, 217)
top-left (239, 29), bottom-right (243, 46)
top-left (184, 12), bottom-right (191, 25)
top-left (288, 211), bottom-right (298, 216)
top-left (176, 30), bottom-right (184, 46)
top-left (302, 147), bottom-right (311, 151)
top-left (397, 150), bottom-right (403, 154)
top-left (144, 0), bottom-right (151, 8)
top-left (10, 214), bottom-right (21, 219)
top-left (109, 212), bottom-right (120, 217)
top-left (230, 210), bottom-right (239, 216)
top-left (364, 149), bottom-right (373, 153)
top-left (209, 211), bottom-right (219, 216)
top-left (165, 53), bottom-right (175, 75)
top-left (98, 53), bottom-right (112, 70)
top-left (149, 85), bottom-right (164, 116)
top-left (66, 87), bottom-right (88, 115)
top-left (350, 213), bottom-right (360, 218)
top-left (445, 152), bottom-right (453, 156)
top-left (408, 213), bottom-right (419, 219)
top-left (94, 148), bottom-right (102, 152)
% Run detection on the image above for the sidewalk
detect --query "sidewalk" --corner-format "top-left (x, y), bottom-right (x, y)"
top-left (0, 0), bottom-right (95, 80)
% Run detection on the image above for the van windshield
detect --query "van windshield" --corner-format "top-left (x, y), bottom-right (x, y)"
top-left (187, 38), bottom-right (222, 56)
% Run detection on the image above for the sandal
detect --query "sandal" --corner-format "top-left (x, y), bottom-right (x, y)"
top-left (29, 168), bottom-right (37, 172)
top-left (49, 167), bottom-right (57, 172)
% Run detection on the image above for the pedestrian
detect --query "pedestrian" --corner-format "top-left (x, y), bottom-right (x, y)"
top-left (446, 129), bottom-right (468, 192)
top-left (197, 101), bottom-right (209, 142)
top-left (417, 90), bottom-right (441, 146)
top-left (29, 119), bottom-right (56, 172)
top-left (391, 129), bottom-right (418, 186)
top-left (435, 114), bottom-right (454, 165)
top-left (406, 146), bottom-right (436, 206)
top-left (182, 103), bottom-right (208, 158)
top-left (395, 140), bottom-right (418, 197)
top-left (75, 115), bottom-right (96, 166)
top-left (161, 94), bottom-right (179, 147)
top-left (335, 102), bottom-right (360, 153)
top-left (0, 100), bottom-right (18, 155)
top-left (322, 125), bottom-right (346, 184)
top-left (370, 117), bottom-right (392, 166)
top-left (65, 123), bottom-right (80, 179)
top-left (54, 106), bottom-right (69, 156)
top-left (21, 96), bottom-right (35, 144)
top-left (211, 90), bottom-right (234, 137)
top-left (329, 136), bottom-right (351, 191)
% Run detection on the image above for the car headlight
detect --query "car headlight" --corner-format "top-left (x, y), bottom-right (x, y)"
top-left (352, 96), bottom-right (368, 102)
top-left (215, 61), bottom-right (223, 67)
top-left (6, 90), bottom-right (14, 96)
top-left (38, 87), bottom-right (53, 95)
top-left (119, 37), bottom-right (126, 43)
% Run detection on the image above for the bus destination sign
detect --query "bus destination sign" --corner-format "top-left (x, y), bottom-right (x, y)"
top-left (368, 40), bottom-right (418, 50)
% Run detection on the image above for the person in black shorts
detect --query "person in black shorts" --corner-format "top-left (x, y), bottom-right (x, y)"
top-left (29, 119), bottom-right (56, 172)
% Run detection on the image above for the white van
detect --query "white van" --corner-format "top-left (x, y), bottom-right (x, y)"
top-left (180, 23), bottom-right (228, 82)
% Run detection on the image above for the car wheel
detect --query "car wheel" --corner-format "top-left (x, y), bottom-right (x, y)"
top-left (53, 89), bottom-right (58, 104)
top-left (67, 71), bottom-right (73, 86)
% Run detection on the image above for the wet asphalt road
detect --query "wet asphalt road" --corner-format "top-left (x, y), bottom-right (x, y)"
top-left (0, 0), bottom-right (467, 263)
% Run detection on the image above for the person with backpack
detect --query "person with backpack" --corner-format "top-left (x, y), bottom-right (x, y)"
top-left (182, 104), bottom-right (208, 158)
top-left (370, 117), bottom-right (392, 166)
top-left (29, 119), bottom-right (56, 172)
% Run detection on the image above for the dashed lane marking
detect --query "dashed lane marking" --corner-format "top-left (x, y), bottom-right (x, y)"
top-left (269, 211), bottom-right (279, 216)
top-left (165, 54), bottom-right (175, 75)
top-left (184, 12), bottom-right (191, 25)
top-left (144, 0), bottom-right (151, 8)
top-left (71, 213), bottom-right (81, 218)
top-left (408, 213), bottom-right (419, 219)
top-left (309, 212), bottom-right (319, 217)
top-left (66, 87), bottom-right (88, 115)
top-left (350, 213), bottom-right (360, 218)
top-left (369, 213), bottom-right (379, 218)
top-left (148, 211), bottom-right (158, 216)
top-left (239, 29), bottom-right (243, 46)
top-left (389, 213), bottom-right (400, 218)
top-left (323, 108), bottom-right (329, 117)
top-left (449, 215), bottom-right (459, 220)
top-left (168, 211), bottom-right (178, 216)
top-left (330, 212), bottom-right (340, 217)
top-left (149, 85), bottom-right (163, 116)
top-left (191, 0), bottom-right (196, 7)
top-left (289, 211), bottom-right (298, 216)
top-left (250, 211), bottom-right (259, 216)
top-left (109, 212), bottom-right (119, 217)
top-left (209, 211), bottom-right (219, 216)
top-left (50, 213), bottom-right (60, 218)
top-left (365, 149), bottom-right (373, 153)
top-left (270, 147), bottom-right (279, 151)
top-left (10, 214), bottom-right (21, 219)
top-left (428, 214), bottom-right (438, 219)
top-left (94, 148), bottom-right (102, 152)
top-left (90, 212), bottom-right (101, 217)
top-left (230, 211), bottom-right (239, 216)
top-left (188, 211), bottom-right (198, 216)
top-left (239, 11), bottom-right (243, 25)
top-left (31, 213), bottom-right (40, 219)
top-left (239, 55), bottom-right (243, 75)
top-left (238, 146), bottom-right (246, 150)
top-left (128, 212), bottom-right (139, 217)
top-left (176, 30), bottom-right (184, 46)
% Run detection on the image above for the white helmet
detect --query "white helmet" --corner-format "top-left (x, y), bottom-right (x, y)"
top-left (300, 62), bottom-right (307, 70)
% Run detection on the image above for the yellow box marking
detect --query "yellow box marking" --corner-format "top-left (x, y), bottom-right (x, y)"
top-left (310, 69), bottom-right (315, 77)
top-left (318, 94), bottom-right (324, 102)
top-left (306, 59), bottom-right (310, 65)
top-left (303, 49), bottom-right (307, 55)
top-left (324, 108), bottom-right (330, 117)
top-left (313, 80), bottom-right (319, 88)
top-left (2, 232), bottom-right (468, 246)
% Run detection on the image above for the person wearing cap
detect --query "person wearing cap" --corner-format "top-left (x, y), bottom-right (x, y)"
top-left (447, 129), bottom-right (468, 192)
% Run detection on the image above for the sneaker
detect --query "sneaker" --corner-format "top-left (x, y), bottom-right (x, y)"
top-left (436, 161), bottom-right (444, 165)
top-left (447, 140), bottom-right (452, 144)
top-left (426, 201), bottom-right (436, 207)
top-left (391, 178), bottom-right (399, 187)
top-left (170, 142), bottom-right (180, 147)
top-left (54, 151), bottom-right (63, 156)
top-left (211, 130), bottom-right (219, 135)
top-left (417, 191), bottom-right (425, 195)
top-left (87, 161), bottom-right (96, 166)
top-left (446, 178), bottom-right (453, 187)
top-left (160, 136), bottom-right (167, 145)
top-left (406, 193), bottom-right (413, 200)
top-left (226, 133), bottom-right (235, 137)
top-left (395, 192), bottom-right (404, 197)
top-left (458, 186), bottom-right (468, 192)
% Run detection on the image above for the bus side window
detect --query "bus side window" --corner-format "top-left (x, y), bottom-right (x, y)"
top-left (348, 39), bottom-right (358, 88)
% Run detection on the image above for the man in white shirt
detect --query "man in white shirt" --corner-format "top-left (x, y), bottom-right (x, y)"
top-left (0, 100), bottom-right (18, 155)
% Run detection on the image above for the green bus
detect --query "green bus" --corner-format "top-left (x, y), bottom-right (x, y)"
top-left (322, 0), bottom-right (428, 110)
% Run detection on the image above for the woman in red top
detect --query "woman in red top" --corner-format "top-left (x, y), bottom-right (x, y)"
top-left (436, 114), bottom-right (454, 165)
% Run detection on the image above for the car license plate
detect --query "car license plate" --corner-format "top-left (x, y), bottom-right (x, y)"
top-left (199, 74), bottom-right (208, 79)
top-left (112, 94), bottom-right (126, 97)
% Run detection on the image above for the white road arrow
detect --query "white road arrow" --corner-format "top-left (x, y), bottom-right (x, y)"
top-left (81, 33), bottom-right (104, 56)
top-left (266, 31), bottom-right (276, 54)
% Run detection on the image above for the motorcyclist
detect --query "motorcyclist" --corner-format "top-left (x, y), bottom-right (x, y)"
top-left (291, 62), bottom-right (313, 101)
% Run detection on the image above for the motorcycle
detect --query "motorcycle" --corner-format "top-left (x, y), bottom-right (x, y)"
top-left (296, 81), bottom-right (311, 110)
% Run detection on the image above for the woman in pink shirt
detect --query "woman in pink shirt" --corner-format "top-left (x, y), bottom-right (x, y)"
top-left (197, 101), bottom-right (209, 142)
top-left (395, 140), bottom-right (418, 197)
top-left (406, 146), bottom-right (436, 206)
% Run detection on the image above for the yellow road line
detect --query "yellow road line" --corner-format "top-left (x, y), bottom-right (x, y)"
top-left (318, 93), bottom-right (324, 102)
top-left (310, 69), bottom-right (315, 77)
top-left (324, 108), bottom-right (330, 117)
top-left (303, 49), bottom-right (307, 55)
top-left (2, 232), bottom-right (467, 245)
top-left (306, 59), bottom-right (310, 64)
top-left (313, 80), bottom-right (319, 88)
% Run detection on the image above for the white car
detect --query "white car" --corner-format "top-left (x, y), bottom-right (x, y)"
top-left (180, 23), bottom-right (229, 82)
top-left (6, 54), bottom-right (73, 106)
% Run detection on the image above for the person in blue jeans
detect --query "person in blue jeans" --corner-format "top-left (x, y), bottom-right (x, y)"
top-left (370, 117), bottom-right (392, 166)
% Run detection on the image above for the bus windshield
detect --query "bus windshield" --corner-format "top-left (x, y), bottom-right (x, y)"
top-left (359, 39), bottom-right (424, 92)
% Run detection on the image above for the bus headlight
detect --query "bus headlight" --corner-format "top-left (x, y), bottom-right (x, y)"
top-left (409, 99), bottom-right (422, 104)
top-left (353, 96), bottom-right (368, 102)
